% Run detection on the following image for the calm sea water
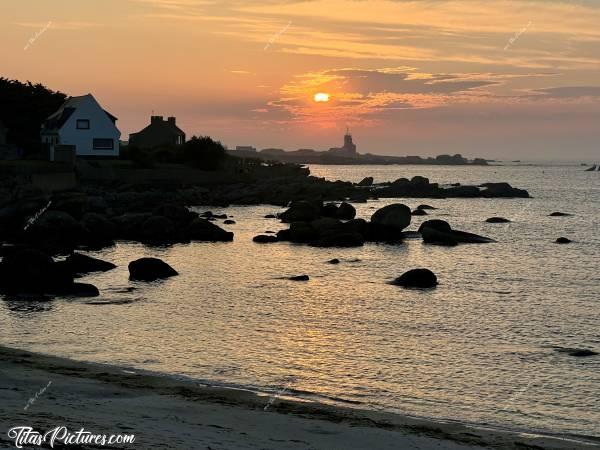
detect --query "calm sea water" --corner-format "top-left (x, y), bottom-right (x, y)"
top-left (2, 163), bottom-right (599, 439)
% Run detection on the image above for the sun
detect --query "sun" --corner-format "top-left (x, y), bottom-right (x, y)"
top-left (314, 93), bottom-right (329, 102)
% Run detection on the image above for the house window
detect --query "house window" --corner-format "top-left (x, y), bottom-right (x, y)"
top-left (93, 138), bottom-right (114, 150)
top-left (77, 119), bottom-right (90, 129)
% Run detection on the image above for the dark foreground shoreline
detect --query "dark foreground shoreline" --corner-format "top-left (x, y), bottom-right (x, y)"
top-left (0, 345), bottom-right (597, 449)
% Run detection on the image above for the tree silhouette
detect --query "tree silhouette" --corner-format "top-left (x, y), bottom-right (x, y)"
top-left (0, 78), bottom-right (66, 157)
top-left (183, 136), bottom-right (228, 170)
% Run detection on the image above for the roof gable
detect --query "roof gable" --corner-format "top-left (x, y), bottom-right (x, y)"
top-left (42, 94), bottom-right (118, 131)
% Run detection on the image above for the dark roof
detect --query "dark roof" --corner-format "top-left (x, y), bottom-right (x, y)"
top-left (130, 119), bottom-right (185, 138)
top-left (41, 94), bottom-right (117, 132)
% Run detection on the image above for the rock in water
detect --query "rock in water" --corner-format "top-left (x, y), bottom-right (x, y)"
top-left (392, 269), bottom-right (438, 288)
top-left (479, 182), bottom-right (530, 198)
top-left (0, 248), bottom-right (99, 296)
top-left (419, 219), bottom-right (494, 245)
top-left (418, 220), bottom-right (452, 233)
top-left (224, 219), bottom-right (236, 224)
top-left (417, 204), bottom-right (436, 210)
top-left (65, 253), bottom-right (116, 276)
top-left (555, 347), bottom-right (598, 357)
top-left (371, 204), bottom-right (411, 231)
top-left (328, 258), bottom-right (340, 264)
top-left (555, 237), bottom-right (572, 244)
top-left (187, 218), bottom-right (234, 241)
top-left (486, 217), bottom-right (511, 223)
top-left (280, 201), bottom-right (321, 223)
top-left (357, 176), bottom-right (374, 186)
top-left (289, 275), bottom-right (309, 281)
top-left (411, 209), bottom-right (428, 216)
top-left (253, 235), bottom-right (278, 243)
top-left (336, 202), bottom-right (356, 220)
top-left (128, 257), bottom-right (178, 281)
top-left (141, 215), bottom-right (176, 243)
top-left (549, 212), bottom-right (572, 217)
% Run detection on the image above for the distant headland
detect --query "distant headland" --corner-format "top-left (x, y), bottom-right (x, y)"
top-left (228, 129), bottom-right (488, 166)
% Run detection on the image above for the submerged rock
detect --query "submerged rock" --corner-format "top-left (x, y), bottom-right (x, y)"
top-left (253, 235), bottom-right (278, 243)
top-left (417, 204), bottom-right (436, 210)
top-left (128, 257), bottom-right (178, 281)
top-left (555, 237), bottom-right (572, 244)
top-left (64, 253), bottom-right (116, 276)
top-left (419, 219), bottom-right (494, 245)
top-left (224, 219), bottom-right (236, 224)
top-left (392, 268), bottom-right (438, 288)
top-left (289, 275), bottom-right (309, 281)
top-left (555, 347), bottom-right (598, 357)
top-left (486, 217), bottom-right (511, 223)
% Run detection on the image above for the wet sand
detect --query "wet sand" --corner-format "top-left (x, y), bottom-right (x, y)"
top-left (0, 345), bottom-right (597, 449)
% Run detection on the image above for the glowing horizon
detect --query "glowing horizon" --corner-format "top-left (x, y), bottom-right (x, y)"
top-left (2, 0), bottom-right (600, 160)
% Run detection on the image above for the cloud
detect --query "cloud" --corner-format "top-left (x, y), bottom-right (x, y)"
top-left (532, 86), bottom-right (600, 98)
top-left (17, 21), bottom-right (102, 30)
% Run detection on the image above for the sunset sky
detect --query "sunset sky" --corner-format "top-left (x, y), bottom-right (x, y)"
top-left (2, 0), bottom-right (600, 160)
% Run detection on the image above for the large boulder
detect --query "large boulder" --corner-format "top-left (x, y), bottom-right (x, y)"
top-left (419, 220), bottom-right (494, 245)
top-left (392, 268), bottom-right (438, 288)
top-left (128, 257), bottom-right (178, 281)
top-left (480, 182), bottom-right (529, 198)
top-left (187, 218), bottom-right (234, 242)
top-left (50, 192), bottom-right (89, 220)
top-left (64, 253), bottom-right (116, 276)
top-left (26, 211), bottom-right (86, 247)
top-left (320, 203), bottom-right (339, 219)
top-left (81, 213), bottom-right (116, 243)
top-left (141, 215), bottom-right (176, 243)
top-left (153, 204), bottom-right (197, 224)
top-left (336, 202), bottom-right (356, 220)
top-left (0, 248), bottom-right (98, 296)
top-left (113, 213), bottom-right (152, 240)
top-left (371, 204), bottom-right (411, 231)
top-left (357, 177), bottom-right (374, 186)
top-left (418, 220), bottom-right (452, 233)
top-left (280, 201), bottom-right (321, 223)
top-left (444, 185), bottom-right (480, 197)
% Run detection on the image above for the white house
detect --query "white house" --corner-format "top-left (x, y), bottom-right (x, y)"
top-left (41, 94), bottom-right (121, 160)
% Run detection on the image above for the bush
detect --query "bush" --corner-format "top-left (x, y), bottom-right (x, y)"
top-left (183, 136), bottom-right (228, 171)
top-left (120, 145), bottom-right (154, 168)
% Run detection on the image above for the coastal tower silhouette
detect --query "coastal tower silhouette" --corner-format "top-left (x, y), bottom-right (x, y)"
top-left (329, 127), bottom-right (357, 156)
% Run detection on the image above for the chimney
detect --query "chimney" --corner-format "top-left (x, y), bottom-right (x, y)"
top-left (167, 116), bottom-right (176, 125)
top-left (151, 115), bottom-right (163, 124)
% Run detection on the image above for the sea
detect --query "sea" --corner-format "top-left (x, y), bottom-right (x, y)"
top-left (1, 162), bottom-right (599, 440)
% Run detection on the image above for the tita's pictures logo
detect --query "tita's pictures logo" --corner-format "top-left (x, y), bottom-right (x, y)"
top-left (7, 426), bottom-right (135, 448)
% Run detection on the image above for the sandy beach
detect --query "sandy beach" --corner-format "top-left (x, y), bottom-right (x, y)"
top-left (0, 346), bottom-right (597, 450)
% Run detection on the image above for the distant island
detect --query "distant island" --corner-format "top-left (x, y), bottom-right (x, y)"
top-left (228, 129), bottom-right (488, 166)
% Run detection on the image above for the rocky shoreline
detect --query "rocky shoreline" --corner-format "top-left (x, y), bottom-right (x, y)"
top-left (0, 170), bottom-right (529, 297)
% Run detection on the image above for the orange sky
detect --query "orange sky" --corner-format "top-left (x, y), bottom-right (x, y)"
top-left (2, 0), bottom-right (600, 160)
